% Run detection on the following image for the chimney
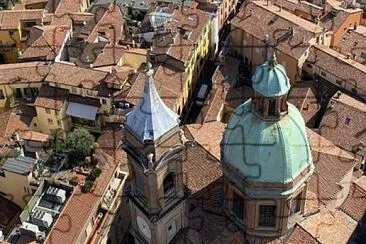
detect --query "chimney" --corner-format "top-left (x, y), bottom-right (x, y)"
top-left (279, 5), bottom-right (282, 11)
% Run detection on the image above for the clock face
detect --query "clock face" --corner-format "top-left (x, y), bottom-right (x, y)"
top-left (137, 216), bottom-right (151, 239)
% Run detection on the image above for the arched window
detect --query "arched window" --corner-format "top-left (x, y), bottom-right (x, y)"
top-left (163, 173), bottom-right (176, 200)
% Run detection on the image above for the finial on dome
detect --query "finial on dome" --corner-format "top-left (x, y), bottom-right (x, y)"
top-left (144, 62), bottom-right (154, 76)
top-left (268, 51), bottom-right (278, 66)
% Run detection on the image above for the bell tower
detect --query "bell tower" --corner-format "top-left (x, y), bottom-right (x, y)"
top-left (122, 61), bottom-right (188, 244)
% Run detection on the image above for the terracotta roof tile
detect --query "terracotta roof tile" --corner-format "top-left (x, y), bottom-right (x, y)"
top-left (307, 45), bottom-right (366, 92)
top-left (45, 149), bottom-right (120, 244)
top-left (231, 1), bottom-right (324, 59)
top-left (126, 64), bottom-right (187, 110)
top-left (319, 92), bottom-right (366, 157)
top-left (19, 25), bottom-right (69, 61)
top-left (21, 131), bottom-right (50, 142)
top-left (46, 62), bottom-right (108, 89)
top-left (186, 122), bottom-right (226, 160)
top-left (0, 10), bottom-right (44, 30)
top-left (339, 183), bottom-right (366, 221)
top-left (182, 141), bottom-right (222, 193)
top-left (4, 105), bottom-right (36, 138)
top-left (307, 129), bottom-right (358, 206)
top-left (300, 209), bottom-right (357, 244)
top-left (274, 0), bottom-right (324, 17)
top-left (286, 224), bottom-right (320, 243)
top-left (151, 7), bottom-right (210, 64)
top-left (86, 4), bottom-right (125, 43)
top-left (0, 62), bottom-right (49, 84)
top-left (335, 29), bottom-right (366, 64)
top-left (34, 85), bottom-right (69, 110)
top-left (288, 82), bottom-right (320, 127)
top-left (50, 0), bottom-right (81, 26)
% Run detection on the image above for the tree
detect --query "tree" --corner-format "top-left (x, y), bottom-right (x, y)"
top-left (66, 128), bottom-right (95, 165)
top-left (0, 0), bottom-right (14, 10)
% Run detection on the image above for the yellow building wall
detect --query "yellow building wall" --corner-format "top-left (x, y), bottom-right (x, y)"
top-left (121, 51), bottom-right (146, 68)
top-left (0, 171), bottom-right (33, 208)
top-left (0, 83), bottom-right (42, 107)
top-left (35, 105), bottom-right (69, 135)
top-left (0, 29), bottom-right (21, 63)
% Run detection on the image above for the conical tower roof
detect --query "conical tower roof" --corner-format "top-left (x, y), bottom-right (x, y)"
top-left (126, 62), bottom-right (179, 142)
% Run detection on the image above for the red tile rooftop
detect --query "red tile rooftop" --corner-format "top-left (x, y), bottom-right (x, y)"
top-left (0, 62), bottom-right (50, 84)
top-left (45, 149), bottom-right (122, 244)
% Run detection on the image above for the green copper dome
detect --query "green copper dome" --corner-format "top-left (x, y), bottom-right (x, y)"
top-left (222, 99), bottom-right (313, 184)
top-left (252, 55), bottom-right (290, 97)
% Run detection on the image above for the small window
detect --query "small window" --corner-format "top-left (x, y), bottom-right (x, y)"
top-left (320, 71), bottom-right (327, 77)
top-left (34, 123), bottom-right (37, 127)
top-left (345, 117), bottom-right (351, 125)
top-left (291, 193), bottom-right (302, 214)
top-left (45, 108), bottom-right (51, 114)
top-left (0, 170), bottom-right (5, 177)
top-left (306, 63), bottom-right (312, 68)
top-left (47, 118), bottom-right (53, 124)
top-left (102, 99), bottom-right (107, 105)
top-left (259, 205), bottom-right (276, 227)
top-left (232, 191), bottom-right (244, 219)
top-left (135, 173), bottom-right (144, 196)
top-left (163, 173), bottom-right (176, 200)
top-left (0, 89), bottom-right (5, 99)
top-left (57, 120), bottom-right (62, 127)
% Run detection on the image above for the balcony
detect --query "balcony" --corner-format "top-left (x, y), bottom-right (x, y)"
top-left (100, 171), bottom-right (127, 211)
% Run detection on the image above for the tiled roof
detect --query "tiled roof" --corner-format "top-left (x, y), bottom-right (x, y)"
top-left (195, 87), bottom-right (226, 124)
top-left (182, 141), bottom-right (222, 194)
top-left (307, 129), bottom-right (358, 206)
top-left (319, 92), bottom-right (366, 157)
top-left (75, 42), bottom-right (107, 68)
top-left (45, 149), bottom-right (121, 244)
top-left (0, 62), bottom-right (49, 84)
top-left (274, 0), bottom-right (324, 17)
top-left (288, 82), bottom-right (320, 127)
top-left (76, 43), bottom-right (127, 68)
top-left (185, 121), bottom-right (226, 160)
top-left (307, 44), bottom-right (366, 92)
top-left (335, 28), bottom-right (366, 64)
top-left (339, 183), bottom-right (366, 221)
top-left (34, 85), bottom-right (69, 110)
top-left (21, 131), bottom-right (50, 142)
top-left (299, 209), bottom-right (357, 244)
top-left (286, 224), bottom-right (320, 244)
top-left (50, 0), bottom-right (81, 26)
top-left (19, 25), bottom-right (69, 61)
top-left (85, 4), bottom-right (125, 43)
top-left (225, 84), bottom-right (253, 109)
top-left (231, 1), bottom-right (324, 59)
top-left (4, 105), bottom-right (36, 138)
top-left (126, 64), bottom-right (188, 110)
top-left (92, 44), bottom-right (127, 67)
top-left (0, 10), bottom-right (45, 30)
top-left (319, 7), bottom-right (350, 33)
top-left (69, 12), bottom-right (94, 23)
top-left (46, 62), bottom-right (108, 89)
top-left (151, 7), bottom-right (210, 64)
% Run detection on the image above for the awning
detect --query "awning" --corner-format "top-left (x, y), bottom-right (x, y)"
top-left (66, 102), bottom-right (98, 121)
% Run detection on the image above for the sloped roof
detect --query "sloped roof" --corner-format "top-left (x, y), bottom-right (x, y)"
top-left (126, 63), bottom-right (179, 142)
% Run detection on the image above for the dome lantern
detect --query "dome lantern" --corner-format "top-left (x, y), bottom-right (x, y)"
top-left (251, 51), bottom-right (291, 121)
